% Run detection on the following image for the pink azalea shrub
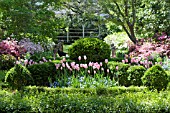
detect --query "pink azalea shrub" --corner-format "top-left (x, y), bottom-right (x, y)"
top-left (0, 38), bottom-right (26, 58)
top-left (124, 36), bottom-right (170, 68)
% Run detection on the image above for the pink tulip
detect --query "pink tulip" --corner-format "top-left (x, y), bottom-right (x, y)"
top-left (60, 67), bottom-right (63, 70)
top-left (84, 55), bottom-right (87, 60)
top-left (80, 64), bottom-right (83, 67)
top-left (122, 60), bottom-right (125, 63)
top-left (100, 62), bottom-right (103, 66)
top-left (88, 70), bottom-right (90, 74)
top-left (83, 64), bottom-right (88, 69)
top-left (71, 62), bottom-right (75, 67)
top-left (62, 63), bottom-right (65, 67)
top-left (116, 66), bottom-right (119, 71)
top-left (105, 59), bottom-right (108, 64)
top-left (107, 69), bottom-right (109, 73)
top-left (78, 56), bottom-right (81, 61)
top-left (94, 70), bottom-right (96, 74)
top-left (88, 62), bottom-right (93, 66)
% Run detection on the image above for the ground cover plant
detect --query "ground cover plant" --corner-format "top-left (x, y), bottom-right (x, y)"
top-left (0, 86), bottom-right (170, 112)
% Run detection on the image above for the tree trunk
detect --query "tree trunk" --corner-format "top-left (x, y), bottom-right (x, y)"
top-left (122, 24), bottom-right (137, 44)
top-left (129, 24), bottom-right (137, 44)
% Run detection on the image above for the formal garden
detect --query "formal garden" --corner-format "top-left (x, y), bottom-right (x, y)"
top-left (0, 0), bottom-right (170, 112)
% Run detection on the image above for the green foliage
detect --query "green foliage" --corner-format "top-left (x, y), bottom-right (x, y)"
top-left (0, 70), bottom-right (7, 81)
top-left (108, 62), bottom-right (130, 86)
top-left (5, 64), bottom-right (33, 90)
top-left (68, 38), bottom-right (111, 63)
top-left (104, 32), bottom-right (131, 49)
top-left (116, 49), bottom-right (128, 59)
top-left (136, 0), bottom-right (170, 37)
top-left (30, 51), bottom-right (53, 62)
top-left (27, 62), bottom-right (57, 86)
top-left (0, 54), bottom-right (16, 70)
top-left (142, 64), bottom-right (169, 91)
top-left (1, 87), bottom-right (170, 112)
top-left (0, 0), bottom-right (66, 41)
top-left (127, 65), bottom-right (146, 86)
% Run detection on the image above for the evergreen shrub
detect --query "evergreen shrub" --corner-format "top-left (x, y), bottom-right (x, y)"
top-left (0, 54), bottom-right (16, 70)
top-left (68, 38), bottom-right (111, 63)
top-left (127, 65), bottom-right (146, 86)
top-left (5, 64), bottom-right (33, 90)
top-left (27, 62), bottom-right (57, 86)
top-left (142, 64), bottom-right (168, 91)
top-left (108, 62), bottom-right (130, 86)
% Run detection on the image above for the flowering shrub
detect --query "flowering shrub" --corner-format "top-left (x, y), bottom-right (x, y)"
top-left (125, 38), bottom-right (170, 68)
top-left (0, 38), bottom-right (26, 57)
top-left (40, 37), bottom-right (55, 51)
top-left (104, 32), bottom-right (132, 50)
top-left (18, 38), bottom-right (44, 55)
top-left (156, 32), bottom-right (170, 41)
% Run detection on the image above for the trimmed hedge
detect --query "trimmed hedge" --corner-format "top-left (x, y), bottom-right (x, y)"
top-left (23, 86), bottom-right (146, 96)
top-left (68, 38), bottom-right (111, 63)
top-left (108, 62), bottom-right (130, 86)
top-left (142, 64), bottom-right (169, 91)
top-left (127, 65), bottom-right (146, 86)
top-left (1, 87), bottom-right (170, 113)
top-left (27, 62), bottom-right (57, 86)
top-left (5, 64), bottom-right (33, 90)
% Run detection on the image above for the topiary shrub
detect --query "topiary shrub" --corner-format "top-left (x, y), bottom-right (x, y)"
top-left (5, 64), bottom-right (33, 90)
top-left (142, 64), bottom-right (168, 91)
top-left (68, 38), bottom-right (111, 63)
top-left (127, 65), bottom-right (146, 86)
top-left (27, 62), bottom-right (57, 86)
top-left (0, 54), bottom-right (16, 70)
top-left (108, 62), bottom-right (130, 86)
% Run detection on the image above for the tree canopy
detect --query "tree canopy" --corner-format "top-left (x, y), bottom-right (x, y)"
top-left (0, 0), bottom-right (68, 42)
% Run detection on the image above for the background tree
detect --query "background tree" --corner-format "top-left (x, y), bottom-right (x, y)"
top-left (0, 0), bottom-right (67, 42)
top-left (99, 0), bottom-right (139, 44)
top-left (136, 0), bottom-right (170, 38)
top-left (63, 0), bottom-right (101, 28)
top-left (99, 0), bottom-right (170, 43)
